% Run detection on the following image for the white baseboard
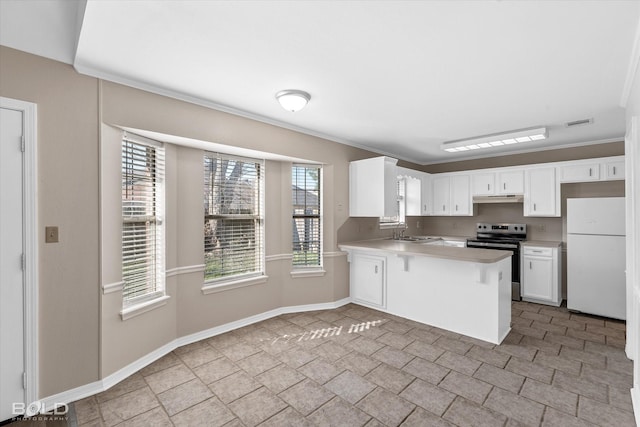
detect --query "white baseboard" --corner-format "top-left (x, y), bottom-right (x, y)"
top-left (39, 297), bottom-right (352, 412)
top-left (632, 387), bottom-right (640, 426)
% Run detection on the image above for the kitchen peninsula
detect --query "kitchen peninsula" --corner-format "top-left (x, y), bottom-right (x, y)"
top-left (339, 239), bottom-right (513, 344)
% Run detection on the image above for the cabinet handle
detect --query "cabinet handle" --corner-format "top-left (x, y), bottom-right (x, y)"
top-left (375, 265), bottom-right (378, 274)
top-left (455, 204), bottom-right (458, 211)
top-left (503, 183), bottom-right (506, 190)
top-left (529, 261), bottom-right (532, 269)
top-left (487, 184), bottom-right (490, 191)
top-left (533, 203), bottom-right (537, 211)
top-left (613, 166), bottom-right (616, 175)
top-left (532, 250), bottom-right (542, 253)
top-left (423, 204), bottom-right (427, 211)
top-left (443, 205), bottom-right (445, 211)
top-left (589, 168), bottom-right (592, 177)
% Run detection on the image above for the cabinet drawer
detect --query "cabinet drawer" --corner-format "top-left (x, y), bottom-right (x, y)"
top-left (523, 247), bottom-right (553, 257)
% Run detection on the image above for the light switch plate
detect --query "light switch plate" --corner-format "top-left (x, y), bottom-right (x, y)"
top-left (45, 226), bottom-right (59, 243)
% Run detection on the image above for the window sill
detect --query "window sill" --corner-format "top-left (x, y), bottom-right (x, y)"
top-left (120, 295), bottom-right (170, 321)
top-left (290, 268), bottom-right (326, 278)
top-left (201, 275), bottom-right (269, 295)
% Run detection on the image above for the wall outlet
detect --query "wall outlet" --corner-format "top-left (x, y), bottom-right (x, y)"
top-left (416, 220), bottom-right (421, 229)
top-left (538, 224), bottom-right (546, 232)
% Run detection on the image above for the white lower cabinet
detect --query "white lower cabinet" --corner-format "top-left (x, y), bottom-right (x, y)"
top-left (350, 253), bottom-right (386, 308)
top-left (521, 244), bottom-right (561, 306)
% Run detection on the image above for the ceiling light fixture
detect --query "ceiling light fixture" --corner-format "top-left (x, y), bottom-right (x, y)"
top-left (276, 89), bottom-right (311, 112)
top-left (441, 127), bottom-right (548, 153)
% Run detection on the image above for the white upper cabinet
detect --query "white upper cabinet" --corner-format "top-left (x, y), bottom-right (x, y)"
top-left (451, 175), bottom-right (472, 215)
top-left (524, 167), bottom-right (560, 217)
top-left (349, 155), bottom-right (622, 219)
top-left (420, 172), bottom-right (432, 216)
top-left (603, 159), bottom-right (625, 180)
top-left (560, 162), bottom-right (600, 182)
top-left (432, 176), bottom-right (451, 215)
top-left (349, 156), bottom-right (398, 217)
top-left (431, 174), bottom-right (471, 216)
top-left (559, 156), bottom-right (625, 182)
top-left (472, 173), bottom-right (495, 196)
top-left (497, 170), bottom-right (524, 194)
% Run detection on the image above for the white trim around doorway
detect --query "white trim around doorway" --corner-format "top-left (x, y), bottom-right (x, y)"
top-left (1, 97), bottom-right (38, 407)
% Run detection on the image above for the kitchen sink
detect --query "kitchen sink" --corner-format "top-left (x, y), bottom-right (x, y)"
top-left (387, 236), bottom-right (438, 243)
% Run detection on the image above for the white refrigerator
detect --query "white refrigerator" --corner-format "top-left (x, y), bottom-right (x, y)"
top-left (567, 197), bottom-right (626, 320)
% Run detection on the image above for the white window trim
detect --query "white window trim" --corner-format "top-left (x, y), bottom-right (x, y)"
top-left (120, 294), bottom-right (170, 321)
top-left (201, 274), bottom-right (269, 295)
top-left (290, 268), bottom-right (326, 278)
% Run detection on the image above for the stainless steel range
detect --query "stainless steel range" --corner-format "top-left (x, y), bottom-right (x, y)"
top-left (466, 223), bottom-right (527, 301)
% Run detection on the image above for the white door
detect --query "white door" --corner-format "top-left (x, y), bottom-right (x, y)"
top-left (1, 107), bottom-right (25, 421)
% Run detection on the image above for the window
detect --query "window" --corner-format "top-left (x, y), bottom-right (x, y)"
top-left (204, 153), bottom-right (264, 282)
top-left (121, 135), bottom-right (165, 307)
top-left (379, 177), bottom-right (406, 229)
top-left (292, 165), bottom-right (322, 268)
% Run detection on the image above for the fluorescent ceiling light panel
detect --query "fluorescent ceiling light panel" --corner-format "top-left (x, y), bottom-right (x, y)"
top-left (440, 127), bottom-right (547, 153)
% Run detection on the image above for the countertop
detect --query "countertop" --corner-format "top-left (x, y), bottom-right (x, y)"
top-left (521, 240), bottom-right (562, 248)
top-left (338, 239), bottom-right (512, 264)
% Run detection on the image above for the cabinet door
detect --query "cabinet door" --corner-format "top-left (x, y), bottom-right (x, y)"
top-left (349, 157), bottom-right (398, 217)
top-left (432, 176), bottom-right (450, 215)
top-left (560, 163), bottom-right (600, 182)
top-left (525, 168), bottom-right (558, 217)
top-left (522, 256), bottom-right (554, 301)
top-left (604, 160), bottom-right (625, 180)
top-left (404, 176), bottom-right (422, 216)
top-left (351, 254), bottom-right (385, 308)
top-left (497, 170), bottom-right (524, 194)
top-left (420, 173), bottom-right (432, 215)
top-left (451, 175), bottom-right (471, 216)
top-left (472, 173), bottom-right (495, 196)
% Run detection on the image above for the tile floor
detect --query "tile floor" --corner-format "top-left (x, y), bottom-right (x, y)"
top-left (69, 301), bottom-right (636, 426)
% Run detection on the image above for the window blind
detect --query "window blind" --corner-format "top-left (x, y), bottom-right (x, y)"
top-left (379, 177), bottom-right (405, 227)
top-left (292, 165), bottom-right (322, 267)
top-left (122, 135), bottom-right (165, 306)
top-left (204, 153), bottom-right (264, 281)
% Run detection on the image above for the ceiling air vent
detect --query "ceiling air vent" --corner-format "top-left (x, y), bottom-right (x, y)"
top-left (565, 118), bottom-right (593, 127)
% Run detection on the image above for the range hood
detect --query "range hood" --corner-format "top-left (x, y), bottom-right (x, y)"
top-left (473, 194), bottom-right (524, 204)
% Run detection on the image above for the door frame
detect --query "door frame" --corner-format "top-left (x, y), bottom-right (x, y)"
top-left (1, 97), bottom-right (38, 408)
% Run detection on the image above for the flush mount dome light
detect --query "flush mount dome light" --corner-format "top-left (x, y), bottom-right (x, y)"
top-left (276, 89), bottom-right (310, 112)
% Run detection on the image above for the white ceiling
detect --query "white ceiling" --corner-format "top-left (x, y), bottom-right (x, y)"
top-left (2, 0), bottom-right (639, 164)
